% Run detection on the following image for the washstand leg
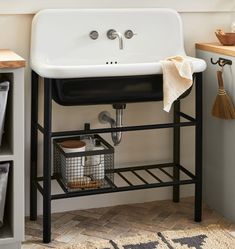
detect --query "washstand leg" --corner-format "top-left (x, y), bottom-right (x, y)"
top-left (43, 78), bottom-right (52, 243)
top-left (30, 71), bottom-right (39, 220)
top-left (195, 72), bottom-right (203, 222)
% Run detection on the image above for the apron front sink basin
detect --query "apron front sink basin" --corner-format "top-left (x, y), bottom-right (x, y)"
top-left (30, 8), bottom-right (206, 105)
top-left (30, 8), bottom-right (206, 79)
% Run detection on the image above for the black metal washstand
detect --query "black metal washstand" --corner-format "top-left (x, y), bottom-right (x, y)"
top-left (30, 71), bottom-right (203, 243)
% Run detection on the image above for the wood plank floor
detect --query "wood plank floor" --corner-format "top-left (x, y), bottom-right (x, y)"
top-left (22, 197), bottom-right (235, 249)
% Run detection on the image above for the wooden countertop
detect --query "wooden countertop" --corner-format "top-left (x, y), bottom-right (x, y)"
top-left (0, 49), bottom-right (26, 69)
top-left (196, 43), bottom-right (235, 57)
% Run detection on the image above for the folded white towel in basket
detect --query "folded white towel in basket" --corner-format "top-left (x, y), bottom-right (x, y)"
top-left (0, 81), bottom-right (10, 146)
top-left (0, 163), bottom-right (10, 227)
top-left (160, 56), bottom-right (193, 112)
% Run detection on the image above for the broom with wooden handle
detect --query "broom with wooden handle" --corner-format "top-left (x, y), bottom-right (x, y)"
top-left (212, 70), bottom-right (235, 119)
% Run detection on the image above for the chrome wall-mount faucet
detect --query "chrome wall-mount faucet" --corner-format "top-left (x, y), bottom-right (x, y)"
top-left (89, 29), bottom-right (136, 49)
top-left (107, 29), bottom-right (124, 50)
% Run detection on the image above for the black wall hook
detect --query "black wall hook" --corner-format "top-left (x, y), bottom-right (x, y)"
top-left (211, 57), bottom-right (232, 67)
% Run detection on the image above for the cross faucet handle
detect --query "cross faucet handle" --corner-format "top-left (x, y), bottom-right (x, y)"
top-left (124, 30), bottom-right (137, 39)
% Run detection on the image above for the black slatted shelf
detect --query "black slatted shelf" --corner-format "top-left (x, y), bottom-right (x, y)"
top-left (36, 163), bottom-right (196, 200)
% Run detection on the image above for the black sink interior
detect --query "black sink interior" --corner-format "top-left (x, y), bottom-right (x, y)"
top-left (52, 74), bottom-right (192, 106)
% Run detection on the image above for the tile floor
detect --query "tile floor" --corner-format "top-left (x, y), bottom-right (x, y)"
top-left (22, 197), bottom-right (235, 249)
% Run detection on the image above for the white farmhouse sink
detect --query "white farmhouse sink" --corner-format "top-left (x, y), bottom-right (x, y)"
top-left (30, 8), bottom-right (206, 79)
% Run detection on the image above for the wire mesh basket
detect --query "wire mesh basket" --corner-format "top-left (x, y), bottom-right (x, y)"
top-left (53, 135), bottom-right (114, 192)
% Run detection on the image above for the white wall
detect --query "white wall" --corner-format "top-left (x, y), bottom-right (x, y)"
top-left (0, 0), bottom-right (234, 13)
top-left (0, 3), bottom-right (232, 216)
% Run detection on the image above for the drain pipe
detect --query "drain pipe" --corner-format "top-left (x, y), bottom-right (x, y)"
top-left (98, 104), bottom-right (126, 146)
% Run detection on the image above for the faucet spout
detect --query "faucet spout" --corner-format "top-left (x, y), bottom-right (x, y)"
top-left (107, 29), bottom-right (124, 50)
top-left (113, 31), bottom-right (124, 50)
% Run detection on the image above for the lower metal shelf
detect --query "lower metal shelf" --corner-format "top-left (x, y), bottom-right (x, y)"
top-left (35, 163), bottom-right (197, 200)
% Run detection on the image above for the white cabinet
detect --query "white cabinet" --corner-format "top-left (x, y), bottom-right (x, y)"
top-left (196, 44), bottom-right (235, 223)
top-left (0, 50), bottom-right (25, 249)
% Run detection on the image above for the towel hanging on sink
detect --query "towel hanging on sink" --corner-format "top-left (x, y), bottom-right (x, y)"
top-left (160, 55), bottom-right (193, 112)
